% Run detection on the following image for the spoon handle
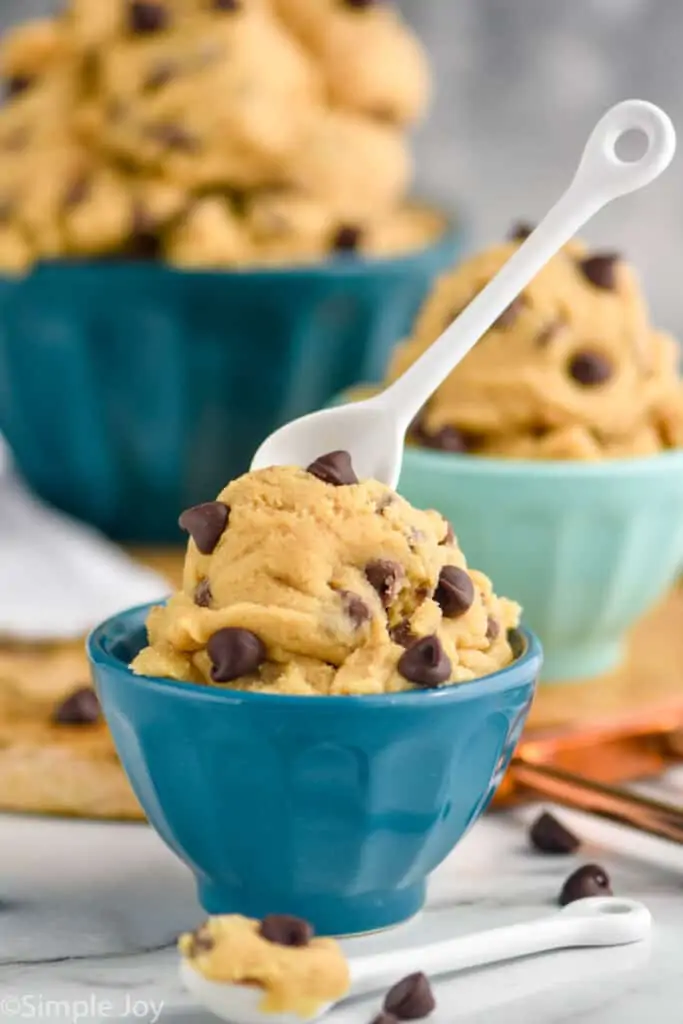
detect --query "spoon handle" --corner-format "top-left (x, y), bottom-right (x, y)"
top-left (375, 100), bottom-right (676, 429)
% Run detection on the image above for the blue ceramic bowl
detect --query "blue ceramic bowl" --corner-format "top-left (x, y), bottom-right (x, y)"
top-left (397, 446), bottom-right (683, 682)
top-left (88, 603), bottom-right (541, 936)
top-left (0, 228), bottom-right (461, 544)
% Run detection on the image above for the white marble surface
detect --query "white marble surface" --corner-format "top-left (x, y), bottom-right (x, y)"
top-left (2, 776), bottom-right (683, 1024)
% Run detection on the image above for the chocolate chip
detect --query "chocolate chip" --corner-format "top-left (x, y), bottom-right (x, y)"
top-left (178, 501), bottom-right (229, 554)
top-left (189, 924), bottom-right (215, 955)
top-left (126, 202), bottom-right (163, 260)
top-left (332, 224), bottom-right (362, 252)
top-left (494, 294), bottom-right (524, 329)
top-left (342, 0), bottom-right (380, 7)
top-left (144, 61), bottom-right (176, 91)
top-left (509, 221), bottom-right (534, 242)
top-left (390, 620), bottom-right (415, 648)
top-left (214, 0), bottom-right (241, 8)
top-left (568, 351), bottom-right (613, 386)
top-left (486, 616), bottom-right (500, 641)
top-left (559, 864), bottom-right (612, 906)
top-left (398, 636), bottom-right (451, 688)
top-left (579, 252), bottom-right (619, 290)
top-left (365, 560), bottom-right (404, 607)
top-left (64, 175), bottom-right (91, 209)
top-left (259, 914), bottom-right (313, 947)
top-left (147, 122), bottom-right (198, 151)
top-left (128, 1), bottom-right (169, 34)
top-left (207, 628), bottom-right (267, 683)
top-left (439, 520), bottom-right (454, 546)
top-left (415, 425), bottom-right (472, 453)
top-left (530, 811), bottom-right (580, 855)
top-left (340, 590), bottom-right (371, 627)
top-left (52, 687), bottom-right (101, 725)
top-left (371, 1015), bottom-right (398, 1024)
top-left (307, 451), bottom-right (358, 486)
top-left (194, 578), bottom-right (213, 607)
top-left (434, 566), bottom-right (474, 618)
top-left (5, 75), bottom-right (33, 99)
top-left (384, 972), bottom-right (436, 1020)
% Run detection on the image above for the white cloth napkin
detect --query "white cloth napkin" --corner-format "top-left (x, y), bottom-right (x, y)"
top-left (0, 436), bottom-right (170, 641)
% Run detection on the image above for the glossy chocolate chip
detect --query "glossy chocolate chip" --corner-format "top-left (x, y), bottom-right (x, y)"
top-left (147, 122), bottom-right (197, 150)
top-left (434, 566), bottom-right (474, 618)
top-left (530, 811), bottom-right (580, 855)
top-left (398, 636), bottom-right (451, 688)
top-left (568, 351), bottom-right (613, 386)
top-left (340, 590), bottom-right (371, 627)
top-left (207, 628), bottom-right (266, 683)
top-left (494, 294), bottom-right (524, 329)
top-left (486, 616), bottom-right (500, 641)
top-left (64, 175), bottom-right (91, 208)
top-left (439, 520), bottom-right (454, 546)
top-left (53, 687), bottom-right (101, 725)
top-left (259, 914), bottom-right (313, 947)
top-left (128, 1), bottom-right (169, 34)
top-left (332, 224), bottom-right (362, 252)
top-left (384, 972), bottom-right (436, 1020)
top-left (178, 501), bottom-right (230, 554)
top-left (144, 61), bottom-right (176, 90)
top-left (189, 924), bottom-right (215, 955)
top-left (559, 864), bottom-right (612, 906)
top-left (194, 578), bottom-right (213, 608)
top-left (579, 252), bottom-right (619, 290)
top-left (390, 620), bottom-right (415, 648)
top-left (307, 451), bottom-right (358, 486)
top-left (365, 560), bottom-right (404, 607)
top-left (6, 75), bottom-right (33, 98)
top-left (508, 221), bottom-right (533, 242)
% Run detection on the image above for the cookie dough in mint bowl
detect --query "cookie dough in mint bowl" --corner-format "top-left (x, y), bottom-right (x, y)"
top-left (0, 0), bottom-right (460, 543)
top-left (356, 228), bottom-right (683, 683)
top-left (87, 452), bottom-right (541, 937)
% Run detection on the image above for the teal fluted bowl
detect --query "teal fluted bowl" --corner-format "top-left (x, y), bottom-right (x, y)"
top-left (88, 603), bottom-right (540, 936)
top-left (398, 446), bottom-right (683, 682)
top-left (0, 227), bottom-right (461, 543)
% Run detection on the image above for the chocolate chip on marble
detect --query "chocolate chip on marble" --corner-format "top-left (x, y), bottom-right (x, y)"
top-left (384, 972), bottom-right (436, 1020)
top-left (340, 590), bottom-right (371, 627)
top-left (508, 221), bottom-right (534, 242)
top-left (568, 351), bottom-right (613, 387)
top-left (579, 252), bottom-right (619, 290)
top-left (128, 1), bottom-right (169, 34)
top-left (530, 811), bottom-right (580, 855)
top-left (178, 501), bottom-right (230, 554)
top-left (434, 566), bottom-right (474, 618)
top-left (332, 224), bottom-right (362, 252)
top-left (559, 864), bottom-right (612, 906)
top-left (144, 60), bottom-right (176, 91)
top-left (52, 686), bottom-right (101, 725)
top-left (390, 620), bottom-right (415, 648)
top-left (494, 294), bottom-right (524, 329)
top-left (5, 75), bottom-right (33, 98)
top-left (259, 914), bottom-right (313, 947)
top-left (147, 122), bottom-right (198, 151)
top-left (207, 628), bottom-right (266, 683)
top-left (439, 520), bottom-right (454, 546)
top-left (398, 636), bottom-right (451, 688)
top-left (189, 924), bottom-right (215, 955)
top-left (365, 560), bottom-right (404, 607)
top-left (306, 451), bottom-right (358, 486)
top-left (64, 175), bottom-right (91, 209)
top-left (486, 616), bottom-right (500, 641)
top-left (194, 578), bottom-right (213, 608)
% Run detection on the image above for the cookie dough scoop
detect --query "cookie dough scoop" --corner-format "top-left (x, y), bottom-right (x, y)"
top-left (251, 100), bottom-right (675, 488)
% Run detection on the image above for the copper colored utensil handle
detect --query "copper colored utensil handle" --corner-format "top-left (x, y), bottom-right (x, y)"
top-left (511, 757), bottom-right (683, 845)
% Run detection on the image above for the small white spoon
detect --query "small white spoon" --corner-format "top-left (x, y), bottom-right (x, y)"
top-left (180, 896), bottom-right (651, 1023)
top-left (251, 100), bottom-right (675, 487)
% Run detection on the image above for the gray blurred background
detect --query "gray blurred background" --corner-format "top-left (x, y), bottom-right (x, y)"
top-left (5, 0), bottom-right (682, 331)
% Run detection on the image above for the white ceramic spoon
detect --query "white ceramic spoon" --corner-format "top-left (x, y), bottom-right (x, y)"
top-left (251, 100), bottom-right (675, 487)
top-left (180, 896), bottom-right (651, 1024)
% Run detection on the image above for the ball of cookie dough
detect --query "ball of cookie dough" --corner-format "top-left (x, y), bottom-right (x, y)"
top-left (244, 188), bottom-right (335, 263)
top-left (166, 196), bottom-right (251, 267)
top-left (390, 237), bottom-right (683, 459)
top-left (132, 454), bottom-right (520, 694)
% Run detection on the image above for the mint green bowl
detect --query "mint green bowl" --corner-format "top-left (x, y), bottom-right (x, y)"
top-left (396, 446), bottom-right (683, 681)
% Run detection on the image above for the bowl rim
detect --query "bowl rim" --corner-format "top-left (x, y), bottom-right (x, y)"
top-left (87, 602), bottom-right (542, 710)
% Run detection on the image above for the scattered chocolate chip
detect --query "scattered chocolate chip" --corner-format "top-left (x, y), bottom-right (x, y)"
top-left (178, 501), bottom-right (229, 554)
top-left (194, 578), bottom-right (213, 608)
top-left (509, 221), bottom-right (534, 242)
top-left (214, 0), bottom-right (241, 8)
top-left (144, 61), bottom-right (176, 91)
top-left (64, 175), bottom-right (91, 209)
top-left (3, 127), bottom-right (29, 151)
top-left (559, 864), bottom-right (612, 906)
top-left (340, 590), bottom-right (371, 627)
top-left (306, 451), bottom-right (358, 486)
top-left (486, 616), bottom-right (500, 641)
top-left (147, 122), bottom-right (198, 151)
top-left (439, 520), bottom-right (454, 546)
top-left (529, 423), bottom-right (551, 439)
top-left (530, 811), bottom-right (580, 855)
top-left (384, 972), bottom-right (436, 1020)
top-left (365, 560), bottom-right (404, 607)
top-left (434, 566), bottom-right (475, 618)
top-left (342, 0), bottom-right (380, 7)
top-left (207, 628), bottom-right (267, 683)
top-left (128, 1), bottom-right (169, 34)
top-left (5, 75), bottom-right (33, 99)
top-left (125, 202), bottom-right (163, 260)
top-left (415, 425), bottom-right (472, 454)
top-left (189, 924), bottom-right (215, 955)
top-left (370, 1014), bottom-right (398, 1024)
top-left (579, 252), bottom-right (619, 290)
top-left (536, 320), bottom-right (563, 347)
top-left (568, 351), bottom-right (613, 386)
top-left (259, 914), bottom-right (313, 947)
top-left (332, 224), bottom-right (362, 252)
top-left (494, 294), bottom-right (524, 329)
top-left (52, 687), bottom-right (101, 725)
top-left (390, 620), bottom-right (415, 648)
top-left (398, 636), bottom-right (451, 688)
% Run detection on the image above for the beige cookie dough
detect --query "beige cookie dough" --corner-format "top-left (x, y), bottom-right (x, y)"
top-left (179, 915), bottom-right (350, 1019)
top-left (132, 455), bottom-right (520, 694)
top-left (389, 235), bottom-right (683, 460)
